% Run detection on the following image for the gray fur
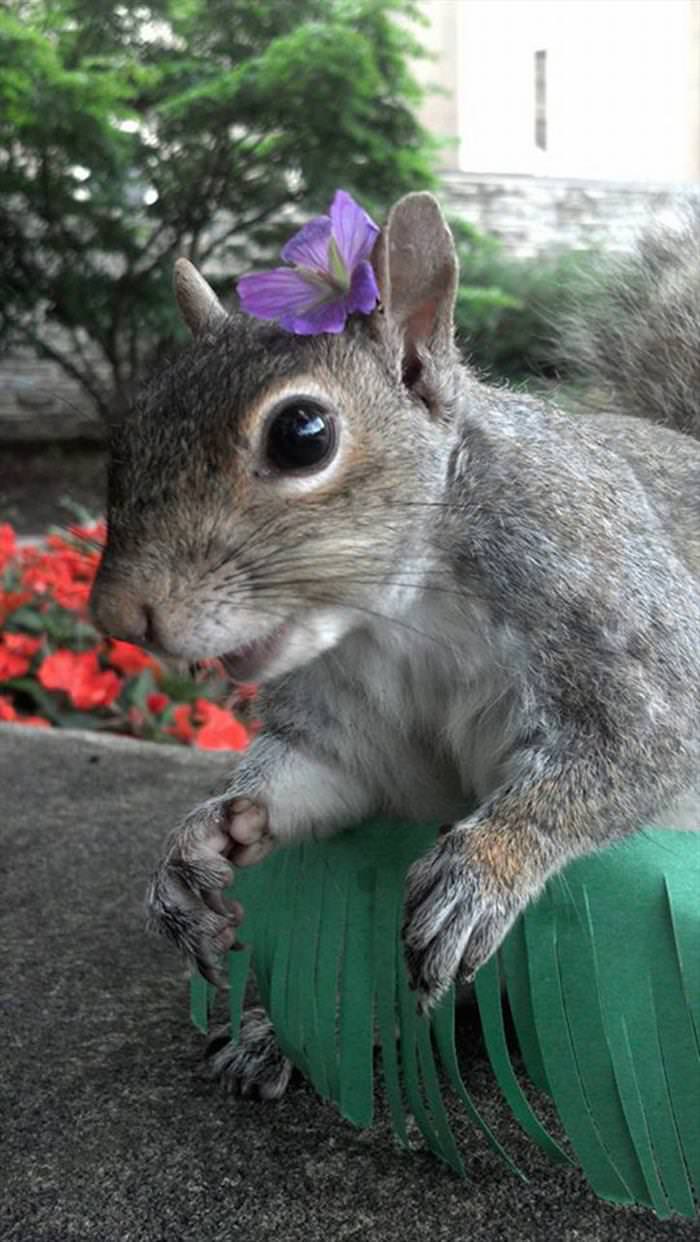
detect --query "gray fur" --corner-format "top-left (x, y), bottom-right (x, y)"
top-left (92, 194), bottom-right (700, 1067)
top-left (561, 202), bottom-right (700, 436)
top-left (206, 1009), bottom-right (292, 1099)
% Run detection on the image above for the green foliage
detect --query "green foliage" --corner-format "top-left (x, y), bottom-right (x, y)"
top-left (0, 0), bottom-right (435, 417)
top-left (452, 219), bottom-right (599, 383)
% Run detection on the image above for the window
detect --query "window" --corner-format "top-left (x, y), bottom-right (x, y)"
top-left (534, 49), bottom-right (547, 151)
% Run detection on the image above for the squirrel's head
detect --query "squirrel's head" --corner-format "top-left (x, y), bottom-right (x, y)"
top-left (91, 193), bottom-right (461, 682)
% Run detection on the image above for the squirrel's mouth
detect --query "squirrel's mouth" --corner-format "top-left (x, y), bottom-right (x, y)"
top-left (220, 623), bottom-right (289, 683)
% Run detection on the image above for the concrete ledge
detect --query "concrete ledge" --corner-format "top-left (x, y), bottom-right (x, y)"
top-left (0, 719), bottom-right (233, 764)
top-left (1, 724), bottom-right (694, 1240)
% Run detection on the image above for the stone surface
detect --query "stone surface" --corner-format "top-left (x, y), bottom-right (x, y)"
top-left (1, 723), bottom-right (696, 1241)
top-left (0, 350), bottom-right (105, 443)
top-left (441, 171), bottom-right (700, 258)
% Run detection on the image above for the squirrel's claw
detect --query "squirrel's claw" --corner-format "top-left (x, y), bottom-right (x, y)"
top-left (401, 828), bottom-right (522, 1014)
top-left (145, 796), bottom-right (271, 987)
top-left (146, 862), bottom-right (241, 989)
top-left (145, 799), bottom-right (242, 987)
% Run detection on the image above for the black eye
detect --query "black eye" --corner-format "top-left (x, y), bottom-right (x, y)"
top-left (265, 399), bottom-right (337, 473)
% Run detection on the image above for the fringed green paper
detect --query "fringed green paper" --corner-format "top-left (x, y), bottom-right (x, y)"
top-left (190, 822), bottom-right (700, 1219)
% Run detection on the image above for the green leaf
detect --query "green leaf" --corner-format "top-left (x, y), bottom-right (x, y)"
top-left (7, 608), bottom-right (51, 633)
top-left (123, 668), bottom-right (157, 710)
top-left (159, 670), bottom-right (206, 703)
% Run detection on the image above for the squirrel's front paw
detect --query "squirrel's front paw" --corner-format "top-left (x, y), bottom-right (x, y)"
top-left (146, 797), bottom-right (272, 986)
top-left (401, 829), bottom-right (523, 1014)
top-left (205, 1007), bottom-right (292, 1099)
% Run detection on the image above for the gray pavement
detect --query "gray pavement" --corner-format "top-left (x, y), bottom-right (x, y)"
top-left (1, 724), bottom-right (694, 1242)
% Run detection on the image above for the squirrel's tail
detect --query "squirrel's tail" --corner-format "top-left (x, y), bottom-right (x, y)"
top-left (561, 206), bottom-right (700, 440)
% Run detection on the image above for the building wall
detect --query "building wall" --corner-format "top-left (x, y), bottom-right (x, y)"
top-left (416, 0), bottom-right (700, 182)
top-left (441, 171), bottom-right (697, 257)
top-left (413, 0), bottom-right (460, 164)
top-left (0, 347), bottom-right (106, 441)
top-left (689, 0), bottom-right (700, 176)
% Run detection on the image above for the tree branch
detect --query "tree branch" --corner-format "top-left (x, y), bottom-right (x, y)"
top-left (195, 197), bottom-right (296, 266)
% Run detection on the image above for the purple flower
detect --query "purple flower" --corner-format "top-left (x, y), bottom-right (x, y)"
top-left (238, 190), bottom-right (380, 335)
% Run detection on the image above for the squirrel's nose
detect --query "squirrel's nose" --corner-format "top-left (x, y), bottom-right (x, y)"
top-left (90, 579), bottom-right (156, 648)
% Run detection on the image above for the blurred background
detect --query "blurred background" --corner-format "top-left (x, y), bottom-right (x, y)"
top-left (3, 0), bottom-right (699, 532)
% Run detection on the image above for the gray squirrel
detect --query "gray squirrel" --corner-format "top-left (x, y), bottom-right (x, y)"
top-left (91, 193), bottom-right (700, 1098)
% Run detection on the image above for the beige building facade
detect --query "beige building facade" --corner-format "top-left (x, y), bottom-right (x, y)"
top-left (416, 0), bottom-right (700, 182)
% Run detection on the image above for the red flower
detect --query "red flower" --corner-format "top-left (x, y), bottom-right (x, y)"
top-left (38, 649), bottom-right (79, 693)
top-left (107, 640), bottom-right (159, 677)
top-left (170, 703), bottom-right (196, 743)
top-left (146, 691), bottom-right (169, 715)
top-left (0, 649), bottom-right (28, 680)
top-left (0, 632), bottom-right (42, 681)
top-left (0, 524), bottom-right (16, 574)
top-left (20, 538), bottom-right (99, 613)
top-left (38, 648), bottom-right (122, 710)
top-left (166, 699), bottom-right (248, 750)
top-left (0, 591), bottom-right (32, 625)
top-left (22, 554), bottom-right (92, 612)
top-left (2, 520), bottom-right (252, 750)
top-left (1, 644), bottom-right (27, 682)
top-left (0, 694), bottom-right (17, 721)
top-left (4, 633), bottom-right (41, 658)
top-left (193, 698), bottom-right (249, 752)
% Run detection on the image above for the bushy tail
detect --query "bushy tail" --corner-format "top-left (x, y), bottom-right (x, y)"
top-left (561, 204), bottom-right (700, 439)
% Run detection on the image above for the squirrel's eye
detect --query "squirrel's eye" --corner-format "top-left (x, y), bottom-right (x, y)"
top-left (265, 400), bottom-right (337, 473)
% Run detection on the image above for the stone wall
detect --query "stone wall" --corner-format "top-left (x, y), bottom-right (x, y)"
top-left (2, 173), bottom-right (699, 442)
top-left (0, 347), bottom-right (106, 442)
top-left (441, 171), bottom-right (700, 257)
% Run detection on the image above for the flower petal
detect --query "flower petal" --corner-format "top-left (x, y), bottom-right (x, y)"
top-left (280, 298), bottom-right (348, 335)
top-left (108, 638), bottom-right (158, 676)
top-left (238, 268), bottom-right (328, 321)
top-left (330, 190), bottom-right (380, 271)
top-left (281, 215), bottom-right (332, 269)
top-left (345, 259), bottom-right (379, 316)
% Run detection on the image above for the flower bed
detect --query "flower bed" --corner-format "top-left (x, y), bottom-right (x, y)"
top-left (0, 521), bottom-right (251, 751)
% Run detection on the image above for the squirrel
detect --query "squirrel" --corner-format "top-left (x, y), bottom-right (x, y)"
top-left (91, 193), bottom-right (700, 1099)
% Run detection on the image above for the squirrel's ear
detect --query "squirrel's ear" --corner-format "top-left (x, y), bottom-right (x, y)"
top-left (372, 192), bottom-right (458, 386)
top-left (174, 258), bottom-right (227, 336)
